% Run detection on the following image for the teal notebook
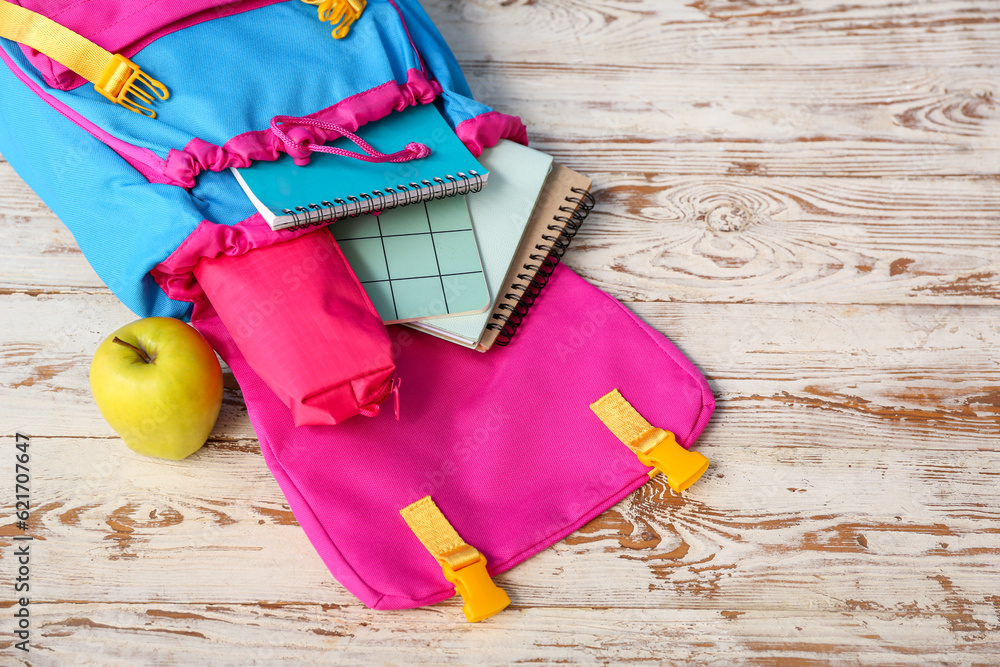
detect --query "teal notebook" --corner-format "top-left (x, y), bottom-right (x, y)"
top-left (406, 140), bottom-right (554, 346)
top-left (232, 104), bottom-right (489, 230)
top-left (330, 196), bottom-right (491, 324)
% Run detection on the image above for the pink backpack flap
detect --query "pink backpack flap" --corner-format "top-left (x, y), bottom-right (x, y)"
top-left (191, 263), bottom-right (715, 617)
top-left (193, 229), bottom-right (398, 425)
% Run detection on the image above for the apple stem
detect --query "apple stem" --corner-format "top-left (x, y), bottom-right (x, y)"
top-left (112, 336), bottom-right (153, 364)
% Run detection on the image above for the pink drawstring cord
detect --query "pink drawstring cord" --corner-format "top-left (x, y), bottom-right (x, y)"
top-left (391, 375), bottom-right (401, 421)
top-left (270, 115), bottom-right (431, 166)
top-left (357, 375), bottom-right (402, 421)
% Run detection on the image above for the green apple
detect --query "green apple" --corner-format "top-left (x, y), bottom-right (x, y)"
top-left (89, 317), bottom-right (223, 460)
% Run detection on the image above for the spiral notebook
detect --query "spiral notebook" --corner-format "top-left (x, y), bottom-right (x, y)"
top-left (232, 104), bottom-right (489, 231)
top-left (407, 141), bottom-right (594, 350)
top-left (478, 164), bottom-right (593, 349)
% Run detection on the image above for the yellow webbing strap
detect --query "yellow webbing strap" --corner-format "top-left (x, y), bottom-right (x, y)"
top-left (400, 496), bottom-right (510, 623)
top-left (0, 0), bottom-right (168, 117)
top-left (590, 388), bottom-right (710, 492)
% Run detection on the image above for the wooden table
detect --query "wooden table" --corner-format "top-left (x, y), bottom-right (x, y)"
top-left (2, 0), bottom-right (998, 664)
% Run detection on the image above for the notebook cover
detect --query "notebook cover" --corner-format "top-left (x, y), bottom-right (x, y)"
top-left (232, 104), bottom-right (487, 229)
top-left (330, 196), bottom-right (490, 324)
top-left (475, 164), bottom-right (593, 351)
top-left (406, 140), bottom-right (554, 346)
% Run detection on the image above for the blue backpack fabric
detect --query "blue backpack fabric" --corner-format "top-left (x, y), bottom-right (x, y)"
top-left (0, 0), bottom-right (524, 319)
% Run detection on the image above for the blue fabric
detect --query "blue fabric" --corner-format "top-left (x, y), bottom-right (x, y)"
top-left (0, 1), bottom-right (485, 161)
top-left (0, 55), bottom-right (197, 318)
top-left (0, 0), bottom-right (502, 318)
top-left (391, 0), bottom-right (499, 130)
top-left (391, 0), bottom-right (473, 98)
top-left (435, 89), bottom-right (496, 132)
top-left (1, 1), bottom-right (425, 160)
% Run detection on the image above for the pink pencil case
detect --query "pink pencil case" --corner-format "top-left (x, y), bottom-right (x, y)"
top-left (193, 229), bottom-right (398, 426)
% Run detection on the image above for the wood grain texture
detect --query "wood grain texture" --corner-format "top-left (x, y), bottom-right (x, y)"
top-left (2, 0), bottom-right (1000, 663)
top-left (570, 175), bottom-right (1000, 304)
top-left (466, 63), bottom-right (1000, 177)
top-left (3, 294), bottom-right (998, 450)
top-left (6, 168), bottom-right (999, 305)
top-left (2, 603), bottom-right (999, 666)
top-left (425, 0), bottom-right (1000, 68)
top-left (2, 437), bottom-right (998, 610)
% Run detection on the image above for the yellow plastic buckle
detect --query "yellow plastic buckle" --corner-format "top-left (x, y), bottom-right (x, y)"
top-left (590, 389), bottom-right (710, 493)
top-left (95, 54), bottom-right (169, 118)
top-left (635, 427), bottom-right (709, 493)
top-left (305, 0), bottom-right (366, 39)
top-left (441, 552), bottom-right (510, 623)
top-left (400, 496), bottom-right (511, 623)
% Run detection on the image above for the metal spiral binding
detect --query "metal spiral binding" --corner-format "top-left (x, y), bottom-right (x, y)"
top-left (486, 187), bottom-right (595, 346)
top-left (281, 170), bottom-right (486, 231)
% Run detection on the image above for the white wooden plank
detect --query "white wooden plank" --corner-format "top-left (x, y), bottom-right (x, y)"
top-left (426, 0), bottom-right (1000, 68)
top-left (568, 174), bottom-right (1000, 304)
top-left (3, 293), bottom-right (997, 448)
top-left (4, 166), bottom-right (1000, 304)
top-left (0, 293), bottom-right (247, 440)
top-left (1, 438), bottom-right (998, 617)
top-left (2, 603), bottom-right (997, 666)
top-left (464, 63), bottom-right (1000, 177)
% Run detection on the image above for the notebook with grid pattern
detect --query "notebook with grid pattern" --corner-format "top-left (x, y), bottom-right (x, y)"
top-left (330, 195), bottom-right (490, 323)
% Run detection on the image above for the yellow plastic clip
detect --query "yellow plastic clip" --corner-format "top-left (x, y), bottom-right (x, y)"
top-left (441, 551), bottom-right (511, 623)
top-left (0, 1), bottom-right (169, 119)
top-left (303, 0), bottom-right (367, 39)
top-left (633, 426), bottom-right (709, 492)
top-left (94, 54), bottom-right (169, 118)
top-left (400, 496), bottom-right (510, 623)
top-left (590, 388), bottom-right (709, 492)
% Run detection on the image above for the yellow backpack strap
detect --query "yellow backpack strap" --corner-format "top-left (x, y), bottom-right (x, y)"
top-left (400, 496), bottom-right (510, 623)
top-left (590, 388), bottom-right (710, 492)
top-left (0, 0), bottom-right (168, 117)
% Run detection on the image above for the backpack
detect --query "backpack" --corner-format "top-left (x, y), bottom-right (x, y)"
top-left (0, 0), bottom-right (715, 622)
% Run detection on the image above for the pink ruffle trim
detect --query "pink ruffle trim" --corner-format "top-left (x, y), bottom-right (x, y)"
top-left (151, 213), bottom-right (323, 303)
top-left (163, 69), bottom-right (444, 188)
top-left (153, 78), bottom-right (529, 303)
top-left (162, 70), bottom-right (530, 188)
top-left (456, 110), bottom-right (530, 157)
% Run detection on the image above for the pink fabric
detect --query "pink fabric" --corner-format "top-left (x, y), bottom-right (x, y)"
top-left (150, 96), bottom-right (530, 304)
top-left (193, 229), bottom-right (397, 426)
top-left (150, 213), bottom-right (326, 303)
top-left (456, 110), bottom-right (530, 158)
top-left (162, 69), bottom-right (444, 188)
top-left (190, 263), bottom-right (715, 610)
top-left (270, 115), bottom-right (431, 167)
top-left (14, 0), bottom-right (286, 91)
top-left (0, 46), bottom-right (171, 184)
